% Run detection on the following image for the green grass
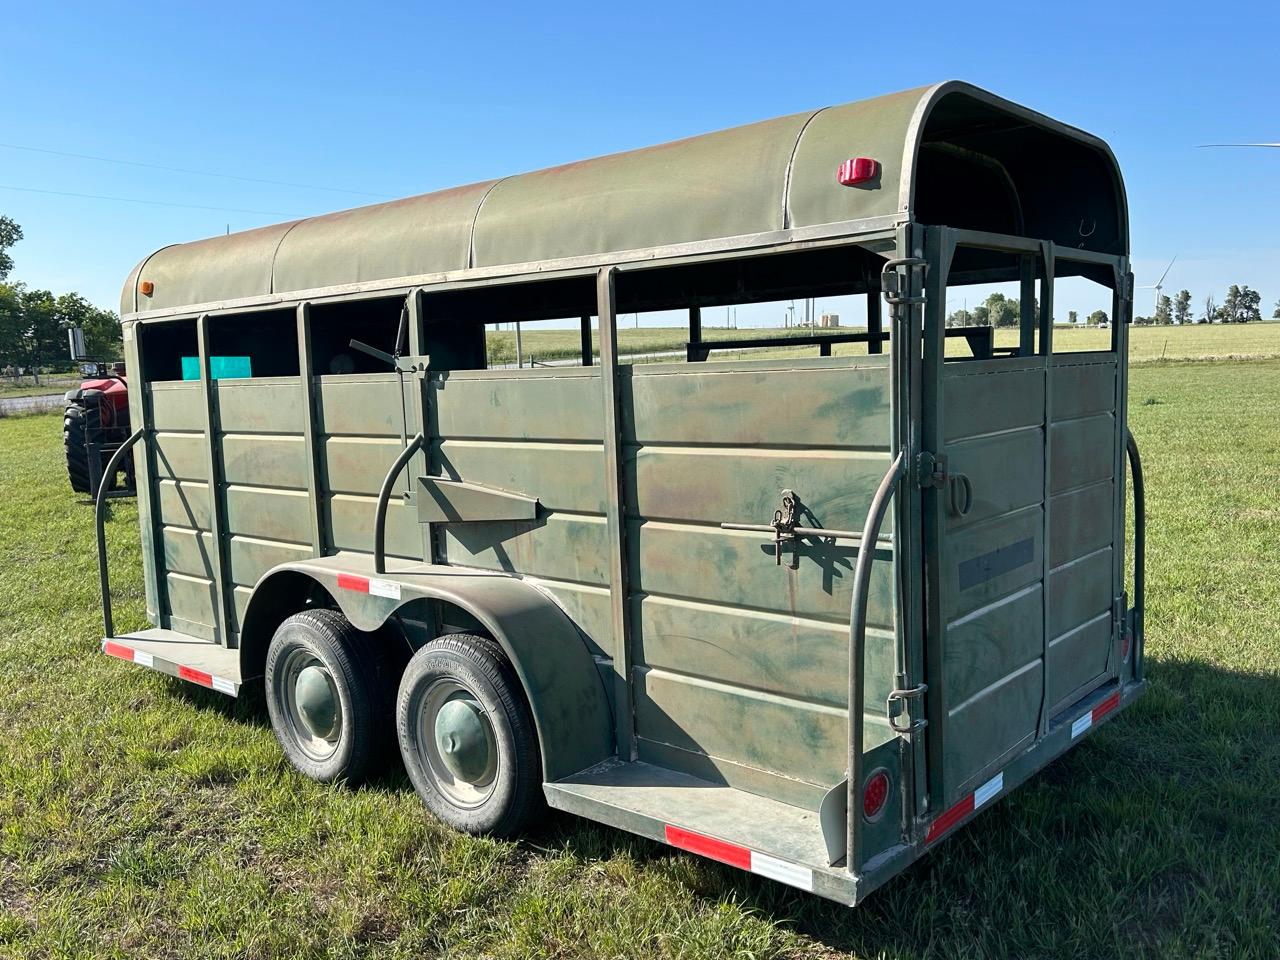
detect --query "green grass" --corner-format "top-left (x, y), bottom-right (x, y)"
top-left (488, 321), bottom-right (1280, 366)
top-left (2, 357), bottom-right (1280, 957)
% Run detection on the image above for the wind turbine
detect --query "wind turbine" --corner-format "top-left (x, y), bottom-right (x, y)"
top-left (1138, 256), bottom-right (1177, 317)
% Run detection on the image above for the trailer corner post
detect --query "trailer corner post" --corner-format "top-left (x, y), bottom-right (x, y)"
top-left (196, 313), bottom-right (235, 646)
top-left (597, 266), bottom-right (636, 761)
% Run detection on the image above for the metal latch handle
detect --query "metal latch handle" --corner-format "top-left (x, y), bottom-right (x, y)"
top-left (886, 680), bottom-right (929, 735)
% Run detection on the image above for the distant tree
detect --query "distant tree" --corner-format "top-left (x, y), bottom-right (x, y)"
top-left (1087, 309), bottom-right (1109, 326)
top-left (1202, 295), bottom-right (1216, 324)
top-left (971, 304), bottom-right (990, 326)
top-left (1173, 289), bottom-right (1192, 325)
top-left (0, 283), bottom-right (22, 369)
top-left (1133, 314), bottom-right (1152, 326)
top-left (1155, 294), bottom-right (1173, 325)
top-left (946, 308), bottom-right (973, 327)
top-left (0, 215), bottom-right (21, 281)
top-left (1068, 310), bottom-right (1078, 325)
top-left (1222, 285), bottom-right (1240, 323)
top-left (1273, 299), bottom-right (1280, 319)
top-left (1238, 285), bottom-right (1262, 323)
top-left (984, 292), bottom-right (1020, 328)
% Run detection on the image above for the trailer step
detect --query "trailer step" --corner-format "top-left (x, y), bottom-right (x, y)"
top-left (101, 629), bottom-right (241, 696)
top-left (545, 759), bottom-right (852, 900)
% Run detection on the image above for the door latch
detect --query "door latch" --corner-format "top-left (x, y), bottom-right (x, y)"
top-left (916, 451), bottom-right (948, 489)
top-left (886, 673), bottom-right (929, 736)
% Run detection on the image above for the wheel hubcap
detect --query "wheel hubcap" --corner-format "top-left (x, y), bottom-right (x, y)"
top-left (419, 680), bottom-right (498, 807)
top-left (278, 649), bottom-right (343, 761)
top-left (295, 664), bottom-right (340, 740)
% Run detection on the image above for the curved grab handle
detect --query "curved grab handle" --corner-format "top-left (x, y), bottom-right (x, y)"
top-left (1126, 429), bottom-right (1145, 676)
top-left (374, 433), bottom-right (425, 575)
top-left (845, 450), bottom-right (905, 873)
top-left (96, 428), bottom-right (146, 638)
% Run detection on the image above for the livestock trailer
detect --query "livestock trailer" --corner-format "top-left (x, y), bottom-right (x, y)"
top-left (97, 81), bottom-right (1146, 905)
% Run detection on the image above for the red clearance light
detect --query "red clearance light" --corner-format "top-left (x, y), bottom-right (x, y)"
top-left (863, 769), bottom-right (890, 821)
top-left (139, 280), bottom-right (155, 296)
top-left (837, 157), bottom-right (879, 186)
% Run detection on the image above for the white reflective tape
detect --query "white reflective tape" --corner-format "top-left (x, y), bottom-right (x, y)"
top-left (369, 578), bottom-right (401, 600)
top-left (211, 676), bottom-right (236, 695)
top-left (1071, 713), bottom-right (1093, 739)
top-left (973, 772), bottom-right (1003, 809)
top-left (133, 651), bottom-right (154, 668)
top-left (749, 852), bottom-right (814, 892)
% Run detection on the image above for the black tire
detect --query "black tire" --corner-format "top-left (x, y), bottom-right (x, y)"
top-left (397, 634), bottom-right (542, 838)
top-left (264, 608), bottom-right (393, 785)
top-left (63, 403), bottom-right (91, 494)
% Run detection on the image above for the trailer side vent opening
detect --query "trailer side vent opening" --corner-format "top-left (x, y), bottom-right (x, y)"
top-left (97, 81), bottom-right (1144, 906)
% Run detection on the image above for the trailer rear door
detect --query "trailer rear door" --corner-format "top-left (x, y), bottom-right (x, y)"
top-left (920, 232), bottom-right (1129, 809)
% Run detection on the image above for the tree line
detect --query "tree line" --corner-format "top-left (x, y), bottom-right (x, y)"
top-left (1135, 285), bottom-right (1276, 325)
top-left (946, 284), bottom-right (1278, 329)
top-left (0, 214), bottom-right (121, 377)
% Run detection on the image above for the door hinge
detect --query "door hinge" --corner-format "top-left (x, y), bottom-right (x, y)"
top-left (915, 451), bottom-right (948, 489)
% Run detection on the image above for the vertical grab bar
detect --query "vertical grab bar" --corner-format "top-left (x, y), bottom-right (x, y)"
top-left (846, 450), bottom-right (906, 873)
top-left (96, 428), bottom-right (146, 639)
top-left (1125, 429), bottom-right (1145, 678)
top-left (374, 433), bottom-right (425, 575)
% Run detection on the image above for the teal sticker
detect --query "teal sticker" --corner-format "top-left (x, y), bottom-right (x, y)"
top-left (181, 356), bottom-right (252, 380)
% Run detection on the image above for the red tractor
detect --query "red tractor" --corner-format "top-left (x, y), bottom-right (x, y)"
top-left (63, 361), bottom-right (134, 496)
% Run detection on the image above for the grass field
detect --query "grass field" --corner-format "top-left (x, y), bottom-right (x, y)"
top-left (2, 355), bottom-right (1279, 957)
top-left (0, 376), bottom-right (79, 399)
top-left (489, 320), bottom-right (1280, 366)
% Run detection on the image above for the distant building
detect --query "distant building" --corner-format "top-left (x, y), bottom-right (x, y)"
top-left (820, 313), bottom-right (840, 328)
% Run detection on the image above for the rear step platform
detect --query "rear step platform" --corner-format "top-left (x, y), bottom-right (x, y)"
top-left (102, 629), bottom-right (242, 696)
top-left (545, 759), bottom-right (859, 902)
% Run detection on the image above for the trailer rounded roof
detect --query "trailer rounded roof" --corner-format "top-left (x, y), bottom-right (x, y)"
top-left (122, 81), bottom-right (1128, 316)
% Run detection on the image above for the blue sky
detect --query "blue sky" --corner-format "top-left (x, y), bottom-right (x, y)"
top-left (1, 0), bottom-right (1277, 324)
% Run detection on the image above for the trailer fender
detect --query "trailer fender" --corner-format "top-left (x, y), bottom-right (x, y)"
top-left (240, 559), bottom-right (614, 781)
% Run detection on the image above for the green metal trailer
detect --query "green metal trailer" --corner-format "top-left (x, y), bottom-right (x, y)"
top-left (97, 80), bottom-right (1146, 905)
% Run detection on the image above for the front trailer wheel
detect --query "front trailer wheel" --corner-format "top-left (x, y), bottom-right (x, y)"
top-left (265, 608), bottom-right (391, 785)
top-left (397, 634), bottom-right (541, 838)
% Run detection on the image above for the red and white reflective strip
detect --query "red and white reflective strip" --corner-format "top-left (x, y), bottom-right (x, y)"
top-left (664, 824), bottom-right (814, 891)
top-left (336, 573), bottom-right (401, 600)
top-left (103, 640), bottom-right (236, 695)
top-left (1071, 689), bottom-right (1121, 739)
top-left (925, 771), bottom-right (1004, 845)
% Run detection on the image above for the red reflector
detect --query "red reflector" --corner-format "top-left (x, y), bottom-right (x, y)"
top-left (664, 825), bottom-right (752, 870)
top-left (837, 156), bottom-right (879, 186)
top-left (337, 573), bottom-right (370, 593)
top-left (103, 641), bottom-right (135, 661)
top-left (863, 769), bottom-right (890, 821)
top-left (925, 793), bottom-right (975, 844)
top-left (1093, 690), bottom-right (1121, 722)
top-left (178, 665), bottom-right (213, 688)
top-left (1121, 630), bottom-right (1131, 660)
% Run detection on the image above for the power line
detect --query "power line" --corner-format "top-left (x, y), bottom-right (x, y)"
top-left (0, 183), bottom-right (299, 217)
top-left (0, 141), bottom-right (393, 198)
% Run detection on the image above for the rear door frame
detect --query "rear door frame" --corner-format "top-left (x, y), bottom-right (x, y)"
top-left (917, 226), bottom-right (1131, 816)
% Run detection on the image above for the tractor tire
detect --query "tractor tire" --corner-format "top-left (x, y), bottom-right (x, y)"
top-left (63, 403), bottom-right (92, 494)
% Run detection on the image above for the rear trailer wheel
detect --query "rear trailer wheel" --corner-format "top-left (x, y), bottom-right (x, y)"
top-left (265, 609), bottom-right (391, 785)
top-left (397, 634), bottom-right (541, 838)
top-left (63, 403), bottom-right (91, 493)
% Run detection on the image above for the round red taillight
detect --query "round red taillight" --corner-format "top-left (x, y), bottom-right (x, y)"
top-left (863, 769), bottom-right (890, 822)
